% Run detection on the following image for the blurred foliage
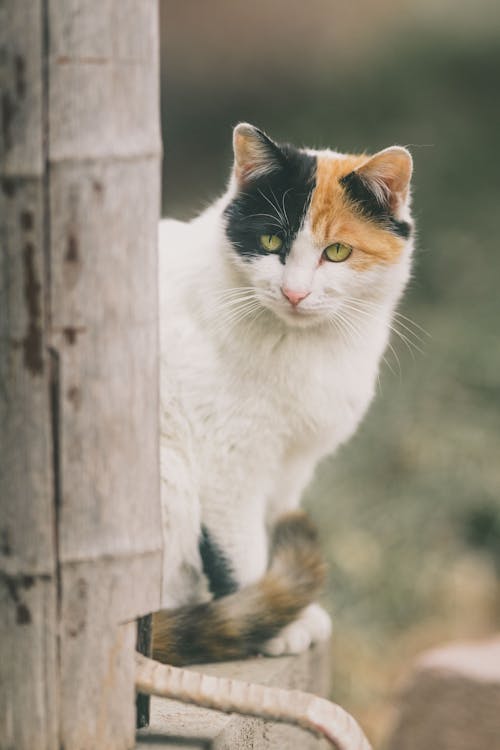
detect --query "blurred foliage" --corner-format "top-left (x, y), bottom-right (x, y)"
top-left (160, 5), bottom-right (500, 744)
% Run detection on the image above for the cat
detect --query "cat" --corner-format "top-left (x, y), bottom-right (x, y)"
top-left (153, 123), bottom-right (414, 666)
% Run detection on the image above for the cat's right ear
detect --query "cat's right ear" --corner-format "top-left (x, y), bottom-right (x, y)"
top-left (232, 124), bottom-right (282, 184)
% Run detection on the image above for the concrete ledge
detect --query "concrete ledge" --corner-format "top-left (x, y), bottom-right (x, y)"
top-left (386, 636), bottom-right (500, 750)
top-left (136, 642), bottom-right (331, 749)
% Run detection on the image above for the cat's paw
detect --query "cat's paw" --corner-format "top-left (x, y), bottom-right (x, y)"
top-left (261, 603), bottom-right (332, 657)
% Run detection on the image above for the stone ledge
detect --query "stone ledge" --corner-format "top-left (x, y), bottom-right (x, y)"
top-left (136, 642), bottom-right (331, 749)
top-left (386, 636), bottom-right (500, 750)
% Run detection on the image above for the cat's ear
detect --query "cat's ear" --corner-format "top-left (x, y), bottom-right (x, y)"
top-left (232, 123), bottom-right (282, 183)
top-left (353, 146), bottom-right (413, 210)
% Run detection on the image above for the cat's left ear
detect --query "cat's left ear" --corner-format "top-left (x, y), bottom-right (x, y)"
top-left (354, 146), bottom-right (413, 211)
top-left (232, 123), bottom-right (282, 184)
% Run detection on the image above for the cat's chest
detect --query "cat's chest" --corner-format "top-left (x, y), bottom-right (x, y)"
top-left (219, 340), bottom-right (375, 443)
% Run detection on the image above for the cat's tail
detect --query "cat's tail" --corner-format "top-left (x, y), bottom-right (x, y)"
top-left (152, 510), bottom-right (326, 666)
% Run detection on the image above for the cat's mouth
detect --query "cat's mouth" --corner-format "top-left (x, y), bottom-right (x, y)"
top-left (263, 297), bottom-right (327, 328)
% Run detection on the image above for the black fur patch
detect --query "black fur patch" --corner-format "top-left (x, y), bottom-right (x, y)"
top-left (224, 135), bottom-right (316, 265)
top-left (199, 526), bottom-right (238, 598)
top-left (340, 171), bottom-right (411, 239)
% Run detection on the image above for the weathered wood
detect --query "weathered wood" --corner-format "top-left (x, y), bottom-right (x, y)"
top-left (1, 1), bottom-right (163, 748)
top-left (49, 156), bottom-right (161, 571)
top-left (50, 1), bottom-right (162, 746)
top-left (0, 3), bottom-right (59, 749)
top-left (0, 576), bottom-right (59, 750)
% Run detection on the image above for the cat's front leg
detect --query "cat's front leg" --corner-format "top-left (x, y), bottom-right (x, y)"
top-left (201, 496), bottom-right (269, 593)
top-left (264, 449), bottom-right (332, 655)
top-left (262, 602), bottom-right (332, 656)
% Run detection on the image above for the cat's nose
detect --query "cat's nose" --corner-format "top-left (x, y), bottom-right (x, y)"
top-left (281, 287), bottom-right (311, 306)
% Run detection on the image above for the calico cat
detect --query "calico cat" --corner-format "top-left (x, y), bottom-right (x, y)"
top-left (154, 123), bottom-right (414, 666)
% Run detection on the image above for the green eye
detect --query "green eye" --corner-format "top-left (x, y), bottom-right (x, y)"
top-left (323, 242), bottom-right (352, 262)
top-left (260, 234), bottom-right (283, 253)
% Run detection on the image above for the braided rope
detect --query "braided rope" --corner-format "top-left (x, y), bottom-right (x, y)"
top-left (135, 653), bottom-right (372, 750)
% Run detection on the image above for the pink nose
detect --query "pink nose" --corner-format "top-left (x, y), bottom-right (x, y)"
top-left (281, 287), bottom-right (311, 306)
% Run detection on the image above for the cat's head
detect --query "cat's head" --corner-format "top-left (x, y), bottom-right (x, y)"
top-left (223, 123), bottom-right (414, 329)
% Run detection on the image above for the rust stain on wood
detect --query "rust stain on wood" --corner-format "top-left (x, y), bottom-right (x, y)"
top-left (22, 242), bottom-right (43, 375)
top-left (20, 210), bottom-right (34, 231)
top-left (67, 385), bottom-right (82, 409)
top-left (14, 54), bottom-right (26, 98)
top-left (66, 578), bottom-right (88, 638)
top-left (2, 574), bottom-right (35, 626)
top-left (56, 56), bottom-right (110, 65)
top-left (1, 92), bottom-right (14, 151)
top-left (65, 232), bottom-right (79, 263)
top-left (1, 529), bottom-right (12, 556)
top-left (62, 326), bottom-right (86, 345)
top-left (2, 177), bottom-right (17, 197)
top-left (64, 230), bottom-right (82, 289)
top-left (16, 603), bottom-right (32, 625)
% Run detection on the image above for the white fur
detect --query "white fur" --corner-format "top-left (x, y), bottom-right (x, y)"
top-left (158, 149), bottom-right (413, 654)
top-left (262, 603), bottom-right (333, 656)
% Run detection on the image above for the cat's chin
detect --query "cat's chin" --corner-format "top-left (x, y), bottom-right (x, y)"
top-left (267, 304), bottom-right (326, 329)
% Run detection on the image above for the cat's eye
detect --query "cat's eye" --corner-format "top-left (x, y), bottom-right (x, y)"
top-left (260, 234), bottom-right (283, 253)
top-left (323, 243), bottom-right (352, 263)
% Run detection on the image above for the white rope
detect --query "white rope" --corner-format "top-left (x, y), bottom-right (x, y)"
top-left (135, 653), bottom-right (373, 750)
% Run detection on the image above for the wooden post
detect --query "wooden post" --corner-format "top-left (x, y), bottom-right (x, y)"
top-left (136, 615), bottom-right (153, 729)
top-left (0, 2), bottom-right (163, 748)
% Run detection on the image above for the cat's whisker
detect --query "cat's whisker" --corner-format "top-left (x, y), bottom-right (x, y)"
top-left (335, 303), bottom-right (405, 377)
top-left (212, 294), bottom-right (259, 310)
top-left (269, 185), bottom-right (288, 227)
top-left (210, 299), bottom-right (263, 336)
top-left (214, 286), bottom-right (257, 298)
top-left (281, 187), bottom-right (293, 228)
top-left (381, 354), bottom-right (397, 379)
top-left (241, 305), bottom-right (267, 339)
top-left (327, 316), bottom-right (351, 350)
top-left (348, 299), bottom-right (430, 338)
top-left (203, 296), bottom-right (259, 322)
top-left (243, 212), bottom-right (285, 230)
top-left (389, 327), bottom-right (424, 358)
top-left (207, 293), bottom-right (258, 317)
top-left (343, 297), bottom-right (429, 342)
top-left (393, 311), bottom-right (431, 338)
top-left (385, 342), bottom-right (402, 379)
top-left (341, 300), bottom-right (425, 351)
top-left (211, 293), bottom-right (261, 310)
top-left (257, 189), bottom-right (286, 229)
top-left (215, 298), bottom-right (261, 322)
top-left (329, 311), bottom-right (364, 348)
top-left (391, 317), bottom-right (426, 345)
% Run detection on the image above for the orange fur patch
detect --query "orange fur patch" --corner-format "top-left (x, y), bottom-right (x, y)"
top-left (309, 154), bottom-right (406, 270)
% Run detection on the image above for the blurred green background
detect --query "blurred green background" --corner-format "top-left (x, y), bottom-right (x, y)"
top-left (159, 1), bottom-right (500, 744)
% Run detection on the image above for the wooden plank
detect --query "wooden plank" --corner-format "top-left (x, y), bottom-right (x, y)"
top-left (0, 177), bottom-right (55, 576)
top-left (48, 158), bottom-right (163, 741)
top-left (0, 576), bottom-right (59, 750)
top-left (48, 0), bottom-right (161, 162)
top-left (49, 157), bottom-right (162, 576)
top-left (0, 3), bottom-right (59, 749)
top-left (46, 1), bottom-right (162, 746)
top-left (0, 1), bottom-right (44, 176)
top-left (59, 610), bottom-right (137, 750)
